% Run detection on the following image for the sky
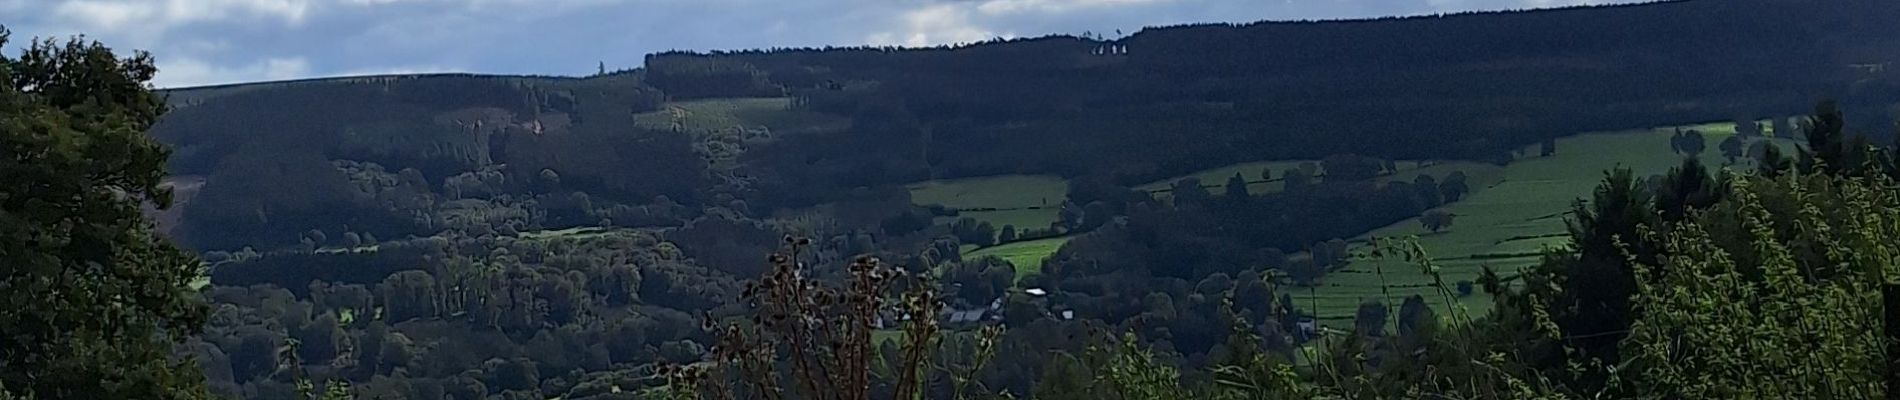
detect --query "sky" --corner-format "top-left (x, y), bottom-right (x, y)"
top-left (1, 0), bottom-right (1636, 88)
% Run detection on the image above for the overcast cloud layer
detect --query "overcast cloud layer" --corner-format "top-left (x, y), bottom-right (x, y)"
top-left (2, 0), bottom-right (1633, 88)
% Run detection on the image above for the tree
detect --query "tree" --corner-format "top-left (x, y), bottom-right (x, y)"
top-left (0, 33), bottom-right (214, 399)
top-left (1552, 168), bottom-right (1658, 364)
top-left (1170, 177), bottom-right (1212, 208)
top-left (1438, 171), bottom-right (1470, 202)
top-left (1746, 140), bottom-right (1771, 161)
top-left (1420, 210), bottom-right (1455, 233)
top-left (1352, 300), bottom-right (1389, 336)
top-left (1539, 138), bottom-right (1557, 157)
top-left (378, 271), bottom-right (440, 322)
top-left (1620, 171), bottom-right (1896, 398)
top-left (1281, 168), bottom-right (1312, 194)
top-left (1671, 129), bottom-right (1705, 156)
top-left (1321, 154), bottom-right (1382, 182)
top-left (1653, 157), bottom-right (1719, 222)
top-left (1412, 174), bottom-right (1442, 207)
top-left (1395, 295), bottom-right (1435, 340)
top-left (950, 217), bottom-right (997, 247)
top-left (879, 211), bottom-right (930, 236)
top-left (1756, 143), bottom-right (1792, 178)
top-left (974, 221), bottom-right (997, 247)
top-left (1205, 298), bottom-right (1311, 400)
top-left (1224, 173), bottom-right (1250, 200)
top-left (1799, 100), bottom-right (1876, 177)
top-left (997, 225), bottom-right (1019, 243)
top-left (1719, 135), bottom-right (1744, 164)
top-left (538, 167), bottom-right (562, 188)
top-left (1032, 353), bottom-right (1100, 400)
top-left (1284, 254), bottom-right (1325, 286)
top-left (229, 328), bottom-right (284, 384)
top-left (1081, 201), bottom-right (1114, 231)
top-left (294, 313), bottom-right (344, 364)
top-left (1323, 239), bottom-right (1350, 268)
top-left (342, 232), bottom-right (363, 248)
top-left (1058, 201), bottom-right (1084, 231)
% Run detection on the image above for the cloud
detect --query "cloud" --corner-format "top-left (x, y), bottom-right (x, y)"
top-left (869, 3), bottom-right (1004, 47)
top-left (155, 56), bottom-right (310, 87)
top-left (974, 0), bottom-right (1174, 15)
top-left (337, 64), bottom-right (462, 77)
top-left (4, 0), bottom-right (1647, 87)
top-left (1424, 0), bottom-right (1612, 12)
top-left (53, 0), bottom-right (314, 33)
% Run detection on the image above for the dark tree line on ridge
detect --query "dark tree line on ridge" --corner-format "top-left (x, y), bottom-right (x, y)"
top-left (650, 0), bottom-right (1900, 198)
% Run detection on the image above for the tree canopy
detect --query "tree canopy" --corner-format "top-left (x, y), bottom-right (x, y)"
top-left (0, 32), bottom-right (212, 399)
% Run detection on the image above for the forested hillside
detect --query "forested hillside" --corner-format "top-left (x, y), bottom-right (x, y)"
top-left (646, 0), bottom-right (1900, 187)
top-left (152, 0), bottom-right (1900, 252)
top-left (7, 0), bottom-right (1900, 398)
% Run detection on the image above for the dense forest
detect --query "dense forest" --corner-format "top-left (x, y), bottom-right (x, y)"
top-left (5, 0), bottom-right (1900, 399)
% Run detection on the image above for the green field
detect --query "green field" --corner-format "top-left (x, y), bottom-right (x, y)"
top-left (872, 329), bottom-right (905, 346)
top-left (631, 97), bottom-right (849, 134)
top-left (904, 175), bottom-right (1075, 281)
top-left (908, 175), bottom-right (1068, 209)
top-left (903, 160), bottom-right (1491, 235)
top-left (907, 174), bottom-right (1069, 230)
top-left (1135, 160), bottom-right (1488, 200)
top-left (900, 120), bottom-right (1797, 323)
top-left (904, 159), bottom-right (1507, 290)
top-left (1303, 123), bottom-right (1801, 327)
top-left (517, 226), bottom-right (617, 241)
top-left (963, 236), bottom-right (1073, 284)
top-left (1671, 118), bottom-right (1790, 137)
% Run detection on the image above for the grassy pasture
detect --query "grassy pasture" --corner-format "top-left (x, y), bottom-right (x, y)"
top-left (897, 120), bottom-right (1799, 324)
top-left (908, 175), bottom-right (1068, 209)
top-left (908, 174), bottom-right (1069, 230)
top-left (963, 236), bottom-right (1074, 284)
top-left (902, 175), bottom-right (1075, 286)
top-left (1136, 160), bottom-right (1476, 201)
top-left (1304, 123), bottom-right (1802, 327)
top-left (517, 226), bottom-right (617, 241)
top-left (872, 329), bottom-right (905, 346)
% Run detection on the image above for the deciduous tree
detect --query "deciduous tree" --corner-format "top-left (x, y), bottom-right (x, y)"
top-left (1420, 210), bottom-right (1455, 233)
top-left (0, 32), bottom-right (214, 399)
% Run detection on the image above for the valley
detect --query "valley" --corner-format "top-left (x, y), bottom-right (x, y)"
top-left (14, 0), bottom-right (1895, 397)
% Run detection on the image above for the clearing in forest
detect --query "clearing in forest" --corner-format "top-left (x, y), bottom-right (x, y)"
top-left (963, 236), bottom-right (1074, 285)
top-left (907, 174), bottom-right (1069, 230)
top-left (631, 97), bottom-right (849, 135)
